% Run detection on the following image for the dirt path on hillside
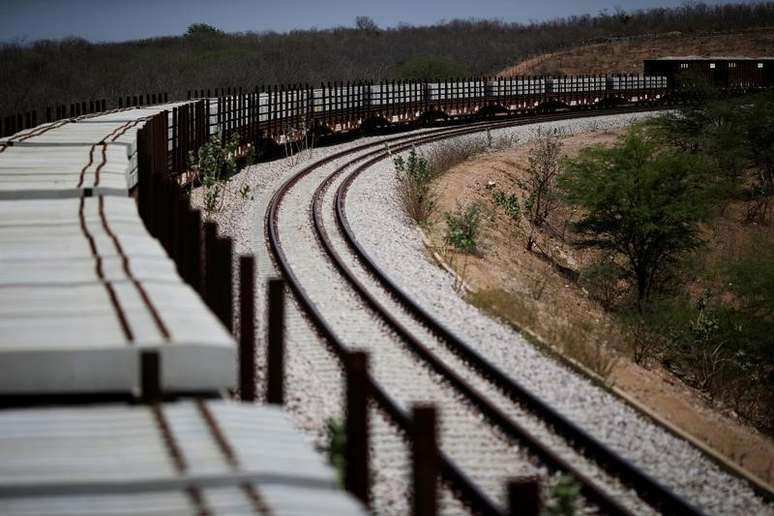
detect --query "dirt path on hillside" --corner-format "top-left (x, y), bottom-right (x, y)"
top-left (425, 127), bottom-right (774, 488)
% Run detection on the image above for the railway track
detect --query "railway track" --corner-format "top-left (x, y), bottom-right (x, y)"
top-left (264, 108), bottom-right (715, 515)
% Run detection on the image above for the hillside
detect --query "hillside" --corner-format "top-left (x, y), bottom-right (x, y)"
top-left (3, 2), bottom-right (774, 114)
top-left (426, 119), bottom-right (774, 487)
top-left (500, 28), bottom-right (774, 76)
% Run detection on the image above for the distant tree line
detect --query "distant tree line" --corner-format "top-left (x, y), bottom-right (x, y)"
top-left (2, 2), bottom-right (774, 114)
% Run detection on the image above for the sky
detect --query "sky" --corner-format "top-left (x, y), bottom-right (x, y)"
top-left (0, 0), bottom-right (762, 43)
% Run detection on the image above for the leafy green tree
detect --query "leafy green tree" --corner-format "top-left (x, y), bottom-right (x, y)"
top-left (559, 129), bottom-right (719, 305)
top-left (184, 23), bottom-right (225, 38)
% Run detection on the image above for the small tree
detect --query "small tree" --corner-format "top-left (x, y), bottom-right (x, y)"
top-left (189, 132), bottom-right (242, 215)
top-left (519, 129), bottom-right (562, 250)
top-left (559, 129), bottom-right (719, 306)
top-left (184, 23), bottom-right (225, 38)
top-left (445, 202), bottom-right (481, 254)
top-left (354, 16), bottom-right (379, 32)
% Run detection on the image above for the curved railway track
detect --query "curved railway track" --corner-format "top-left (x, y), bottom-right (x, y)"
top-left (264, 108), bottom-right (715, 515)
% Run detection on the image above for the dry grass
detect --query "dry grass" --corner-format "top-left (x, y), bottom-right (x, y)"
top-left (427, 131), bottom-right (518, 178)
top-left (468, 288), bottom-right (620, 383)
top-left (395, 177), bottom-right (436, 226)
top-left (429, 127), bottom-right (774, 485)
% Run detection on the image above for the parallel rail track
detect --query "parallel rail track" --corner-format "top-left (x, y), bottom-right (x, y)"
top-left (265, 108), bottom-right (708, 515)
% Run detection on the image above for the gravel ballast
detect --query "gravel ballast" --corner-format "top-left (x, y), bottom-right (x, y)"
top-left (197, 112), bottom-right (773, 516)
top-left (196, 131), bottom-right (468, 515)
top-left (344, 112), bottom-right (773, 516)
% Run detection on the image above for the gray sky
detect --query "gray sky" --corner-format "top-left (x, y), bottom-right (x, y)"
top-left (0, 0), bottom-right (761, 43)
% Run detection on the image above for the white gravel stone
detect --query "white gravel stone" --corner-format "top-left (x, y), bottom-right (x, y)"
top-left (344, 113), bottom-right (774, 516)
top-left (199, 112), bottom-right (773, 515)
top-left (195, 131), bottom-right (466, 515)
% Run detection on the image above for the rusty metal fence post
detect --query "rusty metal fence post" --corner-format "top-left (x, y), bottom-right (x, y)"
top-left (219, 236), bottom-right (233, 333)
top-left (266, 278), bottom-right (285, 405)
top-left (174, 193), bottom-right (186, 269)
top-left (203, 221), bottom-right (218, 311)
top-left (239, 255), bottom-right (256, 402)
top-left (140, 350), bottom-right (161, 402)
top-left (508, 477), bottom-right (542, 516)
top-left (344, 351), bottom-right (370, 508)
top-left (187, 209), bottom-right (202, 292)
top-left (412, 405), bottom-right (439, 516)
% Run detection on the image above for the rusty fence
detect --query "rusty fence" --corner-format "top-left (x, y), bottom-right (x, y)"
top-left (135, 108), bottom-right (547, 516)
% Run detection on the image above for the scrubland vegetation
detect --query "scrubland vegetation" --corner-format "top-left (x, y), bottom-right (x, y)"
top-left (410, 88), bottom-right (774, 434)
top-left (616, 90), bottom-right (774, 432)
top-left (3, 3), bottom-right (774, 114)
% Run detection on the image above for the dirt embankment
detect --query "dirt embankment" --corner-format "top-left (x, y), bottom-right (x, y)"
top-left (499, 28), bottom-right (774, 76)
top-left (425, 127), bottom-right (774, 488)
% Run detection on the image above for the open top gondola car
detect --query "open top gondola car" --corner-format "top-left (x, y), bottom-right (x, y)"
top-left (644, 56), bottom-right (774, 90)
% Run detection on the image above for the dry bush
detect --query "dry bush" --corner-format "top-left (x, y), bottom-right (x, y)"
top-left (625, 317), bottom-right (661, 367)
top-left (393, 147), bottom-right (436, 225)
top-left (579, 258), bottom-right (628, 310)
top-left (558, 323), bottom-right (620, 383)
top-left (427, 137), bottom-right (488, 177)
top-left (426, 129), bottom-right (518, 178)
top-left (469, 287), bottom-right (619, 384)
top-left (468, 288), bottom-right (539, 331)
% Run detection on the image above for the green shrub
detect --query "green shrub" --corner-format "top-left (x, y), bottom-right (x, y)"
top-left (492, 190), bottom-right (521, 221)
top-left (723, 237), bottom-right (774, 356)
top-left (239, 183), bottom-right (252, 200)
top-left (544, 474), bottom-right (581, 516)
top-left (648, 89), bottom-right (774, 223)
top-left (633, 286), bottom-right (773, 431)
top-left (445, 202), bottom-right (481, 253)
top-left (319, 418), bottom-right (346, 486)
top-left (189, 132), bottom-right (242, 215)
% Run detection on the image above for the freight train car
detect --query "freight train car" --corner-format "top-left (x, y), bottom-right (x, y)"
top-left (644, 56), bottom-right (774, 90)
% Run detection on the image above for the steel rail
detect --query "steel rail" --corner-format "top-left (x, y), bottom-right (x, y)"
top-left (266, 118), bottom-right (524, 515)
top-left (311, 116), bottom-right (641, 515)
top-left (266, 107), bottom-right (669, 514)
top-left (333, 115), bottom-right (708, 516)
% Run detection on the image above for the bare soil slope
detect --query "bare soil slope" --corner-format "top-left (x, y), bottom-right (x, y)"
top-left (500, 29), bottom-right (774, 76)
top-left (426, 127), bottom-right (774, 488)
